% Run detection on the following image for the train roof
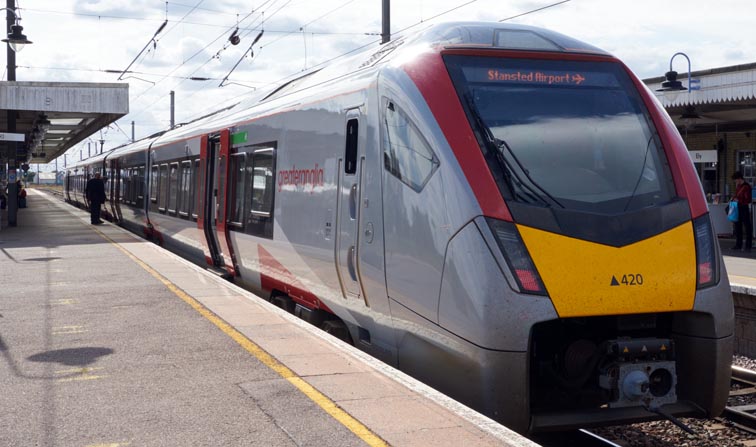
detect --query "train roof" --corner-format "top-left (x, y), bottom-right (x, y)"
top-left (416, 22), bottom-right (608, 55)
top-left (104, 22), bottom-right (610, 156)
top-left (66, 148), bottom-right (116, 170)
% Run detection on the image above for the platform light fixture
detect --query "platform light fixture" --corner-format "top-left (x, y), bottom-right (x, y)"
top-left (1, 8), bottom-right (32, 52)
top-left (657, 52), bottom-right (691, 103)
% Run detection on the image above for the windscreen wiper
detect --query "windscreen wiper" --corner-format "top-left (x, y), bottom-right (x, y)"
top-left (464, 93), bottom-right (563, 208)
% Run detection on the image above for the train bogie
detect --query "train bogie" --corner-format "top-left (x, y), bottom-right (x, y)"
top-left (64, 22), bottom-right (734, 435)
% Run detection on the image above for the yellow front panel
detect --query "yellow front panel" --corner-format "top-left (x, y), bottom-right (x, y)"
top-left (518, 223), bottom-right (697, 318)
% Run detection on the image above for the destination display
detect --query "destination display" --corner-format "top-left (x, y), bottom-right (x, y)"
top-left (461, 66), bottom-right (620, 88)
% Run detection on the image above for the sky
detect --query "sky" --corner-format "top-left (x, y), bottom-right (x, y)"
top-left (4, 0), bottom-right (753, 171)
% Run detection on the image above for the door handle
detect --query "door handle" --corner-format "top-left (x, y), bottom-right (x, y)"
top-left (349, 184), bottom-right (357, 219)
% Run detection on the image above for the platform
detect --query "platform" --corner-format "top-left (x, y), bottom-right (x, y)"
top-left (0, 189), bottom-right (537, 447)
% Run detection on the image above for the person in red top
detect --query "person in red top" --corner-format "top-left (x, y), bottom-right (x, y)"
top-left (731, 171), bottom-right (752, 252)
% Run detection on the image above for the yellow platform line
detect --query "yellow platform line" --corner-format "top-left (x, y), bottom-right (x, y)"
top-left (92, 227), bottom-right (388, 447)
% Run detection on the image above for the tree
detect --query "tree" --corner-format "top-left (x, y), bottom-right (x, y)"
top-left (23, 171), bottom-right (36, 183)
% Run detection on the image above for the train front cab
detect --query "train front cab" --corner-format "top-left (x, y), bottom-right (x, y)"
top-left (397, 30), bottom-right (734, 434)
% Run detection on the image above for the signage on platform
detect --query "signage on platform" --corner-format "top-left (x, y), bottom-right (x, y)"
top-left (689, 150), bottom-right (717, 163)
top-left (0, 132), bottom-right (24, 142)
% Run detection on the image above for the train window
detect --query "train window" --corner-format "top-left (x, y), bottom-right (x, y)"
top-left (158, 164), bottom-right (169, 212)
top-left (245, 147), bottom-right (276, 238)
top-left (382, 100), bottom-right (439, 192)
top-left (137, 166), bottom-right (145, 205)
top-left (192, 159), bottom-right (200, 219)
top-left (121, 169), bottom-right (128, 203)
top-left (168, 163), bottom-right (179, 214)
top-left (131, 168), bottom-right (138, 204)
top-left (229, 153), bottom-right (246, 227)
top-left (150, 166), bottom-right (159, 203)
top-left (345, 118), bottom-right (358, 174)
top-left (179, 161), bottom-right (192, 217)
top-left (444, 55), bottom-right (676, 213)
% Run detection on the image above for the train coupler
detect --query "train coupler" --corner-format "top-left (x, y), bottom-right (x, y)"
top-left (598, 338), bottom-right (678, 409)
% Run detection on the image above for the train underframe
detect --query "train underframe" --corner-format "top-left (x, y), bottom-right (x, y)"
top-left (528, 310), bottom-right (733, 432)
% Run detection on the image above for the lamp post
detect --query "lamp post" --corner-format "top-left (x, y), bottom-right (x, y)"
top-left (2, 2), bottom-right (32, 227)
top-left (656, 52), bottom-right (691, 103)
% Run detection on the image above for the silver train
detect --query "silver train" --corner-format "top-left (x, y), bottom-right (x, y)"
top-left (65, 22), bottom-right (734, 434)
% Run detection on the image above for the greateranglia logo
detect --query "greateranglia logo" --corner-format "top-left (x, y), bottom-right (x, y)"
top-left (278, 164), bottom-right (325, 194)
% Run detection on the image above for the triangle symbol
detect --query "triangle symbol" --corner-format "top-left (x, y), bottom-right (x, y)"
top-left (661, 344), bottom-right (667, 351)
top-left (611, 276), bottom-right (620, 286)
top-left (623, 347), bottom-right (629, 353)
top-left (641, 345), bottom-right (648, 352)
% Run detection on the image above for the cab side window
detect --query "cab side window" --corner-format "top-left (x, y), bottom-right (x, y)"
top-left (383, 100), bottom-right (439, 192)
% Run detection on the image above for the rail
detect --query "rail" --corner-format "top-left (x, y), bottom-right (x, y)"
top-left (723, 365), bottom-right (756, 436)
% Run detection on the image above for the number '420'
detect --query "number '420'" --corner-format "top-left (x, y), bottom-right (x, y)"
top-left (610, 274), bottom-right (644, 286)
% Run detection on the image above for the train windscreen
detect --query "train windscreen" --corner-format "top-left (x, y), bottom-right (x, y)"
top-left (444, 55), bottom-right (677, 214)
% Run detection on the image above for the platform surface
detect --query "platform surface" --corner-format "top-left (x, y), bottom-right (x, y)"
top-left (0, 189), bottom-right (537, 447)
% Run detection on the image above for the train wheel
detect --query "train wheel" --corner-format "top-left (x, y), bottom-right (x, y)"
top-left (270, 294), bottom-right (295, 313)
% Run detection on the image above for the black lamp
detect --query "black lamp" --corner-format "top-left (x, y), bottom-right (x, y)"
top-left (659, 70), bottom-right (686, 92)
top-left (2, 23), bottom-right (32, 52)
top-left (656, 53), bottom-right (692, 103)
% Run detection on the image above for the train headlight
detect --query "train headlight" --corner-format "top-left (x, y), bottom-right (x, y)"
top-left (693, 214), bottom-right (718, 289)
top-left (486, 218), bottom-right (547, 295)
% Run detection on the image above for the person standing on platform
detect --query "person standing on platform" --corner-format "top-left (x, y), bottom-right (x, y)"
top-left (85, 172), bottom-right (106, 225)
top-left (731, 171), bottom-right (752, 252)
top-left (17, 180), bottom-right (27, 209)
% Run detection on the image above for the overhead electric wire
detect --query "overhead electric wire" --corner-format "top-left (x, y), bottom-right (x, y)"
top-left (15, 65), bottom-right (260, 83)
top-left (166, 1), bottom-right (239, 17)
top-left (157, 0), bottom-right (206, 43)
top-left (124, 2), bottom-right (281, 121)
top-left (116, 19), bottom-right (168, 80)
top-left (43, 0), bottom-right (573, 164)
top-left (258, 0), bottom-right (359, 50)
top-left (134, 0), bottom-right (296, 102)
top-left (117, 0), bottom-right (575, 138)
top-left (17, 6), bottom-right (378, 35)
top-left (198, 0), bottom-right (577, 116)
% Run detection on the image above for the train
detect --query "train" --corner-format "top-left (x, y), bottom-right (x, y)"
top-left (65, 22), bottom-right (734, 434)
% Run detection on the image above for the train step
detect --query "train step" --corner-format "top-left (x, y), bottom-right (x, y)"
top-left (206, 266), bottom-right (233, 280)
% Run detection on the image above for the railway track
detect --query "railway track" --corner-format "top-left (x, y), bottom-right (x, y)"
top-left (723, 365), bottom-right (756, 436)
top-left (532, 429), bottom-right (624, 447)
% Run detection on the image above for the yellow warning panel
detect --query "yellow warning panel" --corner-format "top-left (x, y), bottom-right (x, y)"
top-left (518, 222), bottom-right (697, 317)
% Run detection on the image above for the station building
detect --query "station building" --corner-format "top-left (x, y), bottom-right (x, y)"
top-left (644, 62), bottom-right (756, 236)
top-left (644, 62), bottom-right (756, 198)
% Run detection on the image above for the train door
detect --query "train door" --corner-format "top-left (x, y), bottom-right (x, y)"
top-left (213, 130), bottom-right (238, 276)
top-left (110, 159), bottom-right (122, 223)
top-left (198, 135), bottom-right (224, 268)
top-left (198, 132), bottom-right (236, 275)
top-left (335, 110), bottom-right (367, 304)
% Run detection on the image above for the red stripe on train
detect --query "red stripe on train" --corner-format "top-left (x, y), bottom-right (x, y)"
top-left (258, 245), bottom-right (332, 313)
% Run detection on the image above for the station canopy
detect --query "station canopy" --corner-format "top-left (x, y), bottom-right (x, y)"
top-left (0, 81), bottom-right (128, 164)
top-left (644, 62), bottom-right (756, 134)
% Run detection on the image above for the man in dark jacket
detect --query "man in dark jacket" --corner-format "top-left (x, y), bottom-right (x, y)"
top-left (85, 172), bottom-right (106, 224)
